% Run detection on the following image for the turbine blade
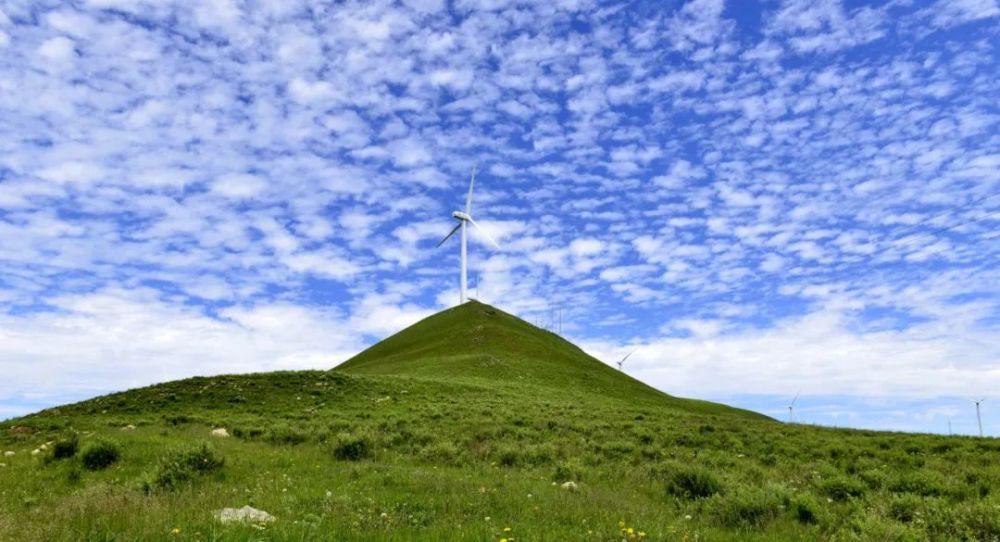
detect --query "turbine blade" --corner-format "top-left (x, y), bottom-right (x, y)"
top-left (467, 217), bottom-right (500, 249)
top-left (791, 390), bottom-right (801, 407)
top-left (465, 164), bottom-right (477, 215)
top-left (436, 222), bottom-right (461, 247)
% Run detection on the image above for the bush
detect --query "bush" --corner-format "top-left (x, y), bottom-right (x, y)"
top-left (148, 443), bottom-right (224, 492)
top-left (66, 466), bottom-right (82, 485)
top-left (80, 440), bottom-right (121, 471)
top-left (889, 493), bottom-right (922, 523)
top-left (553, 461), bottom-right (583, 483)
top-left (51, 436), bottom-right (79, 460)
top-left (791, 494), bottom-right (822, 525)
top-left (333, 436), bottom-right (371, 461)
top-left (708, 486), bottom-right (785, 529)
top-left (888, 471), bottom-right (945, 497)
top-left (818, 474), bottom-right (866, 501)
top-left (665, 465), bottom-right (723, 499)
top-left (496, 445), bottom-right (520, 467)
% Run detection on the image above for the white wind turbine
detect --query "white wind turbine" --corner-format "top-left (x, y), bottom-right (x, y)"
top-left (788, 391), bottom-right (800, 423)
top-left (437, 165), bottom-right (500, 304)
top-left (972, 398), bottom-right (985, 437)
top-left (617, 351), bottom-right (634, 371)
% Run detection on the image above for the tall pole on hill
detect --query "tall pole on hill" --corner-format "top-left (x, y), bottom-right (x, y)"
top-left (437, 164), bottom-right (501, 304)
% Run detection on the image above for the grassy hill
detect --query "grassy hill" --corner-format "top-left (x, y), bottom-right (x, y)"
top-left (338, 300), bottom-right (765, 418)
top-left (1, 302), bottom-right (998, 541)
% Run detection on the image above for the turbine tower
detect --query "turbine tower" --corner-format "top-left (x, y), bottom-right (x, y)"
top-left (437, 165), bottom-right (500, 304)
top-left (788, 391), bottom-right (800, 423)
top-left (973, 398), bottom-right (985, 437)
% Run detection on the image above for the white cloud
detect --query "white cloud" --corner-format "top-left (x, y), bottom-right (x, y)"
top-left (582, 306), bottom-right (999, 399)
top-left (0, 290), bottom-right (361, 408)
top-left (36, 36), bottom-right (77, 64)
top-left (288, 77), bottom-right (338, 104)
top-left (923, 0), bottom-right (999, 29)
top-left (211, 173), bottom-right (268, 199)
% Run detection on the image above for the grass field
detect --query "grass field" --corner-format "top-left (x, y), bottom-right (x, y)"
top-left (2, 302), bottom-right (998, 541)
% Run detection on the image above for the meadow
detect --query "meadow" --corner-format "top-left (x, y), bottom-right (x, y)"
top-left (2, 302), bottom-right (998, 541)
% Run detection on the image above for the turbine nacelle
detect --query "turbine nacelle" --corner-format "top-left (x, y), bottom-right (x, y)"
top-left (452, 211), bottom-right (471, 221)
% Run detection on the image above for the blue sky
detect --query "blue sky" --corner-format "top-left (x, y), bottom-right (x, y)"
top-left (0, 0), bottom-right (997, 435)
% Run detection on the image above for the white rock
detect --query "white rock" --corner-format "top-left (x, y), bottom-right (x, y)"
top-left (31, 449), bottom-right (41, 456)
top-left (3, 451), bottom-right (14, 457)
top-left (210, 428), bottom-right (230, 438)
top-left (122, 424), bottom-right (136, 431)
top-left (561, 481), bottom-right (578, 491)
top-left (0, 463), bottom-right (6, 467)
top-left (216, 506), bottom-right (275, 524)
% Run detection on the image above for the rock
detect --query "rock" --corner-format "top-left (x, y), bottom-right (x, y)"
top-left (122, 424), bottom-right (136, 431)
top-left (0, 463), bottom-right (5, 467)
top-left (31, 449), bottom-right (41, 456)
top-left (216, 506), bottom-right (275, 524)
top-left (3, 451), bottom-right (14, 457)
top-left (561, 481), bottom-right (578, 491)
top-left (210, 428), bottom-right (230, 438)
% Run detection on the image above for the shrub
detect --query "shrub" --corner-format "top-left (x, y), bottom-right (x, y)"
top-left (66, 466), bottom-right (82, 485)
top-left (553, 461), bottom-right (583, 483)
top-left (888, 471), bottom-right (945, 497)
top-left (665, 465), bottom-right (723, 499)
top-left (708, 486), bottom-right (784, 529)
top-left (791, 494), bottom-right (822, 525)
top-left (51, 436), bottom-right (79, 460)
top-left (148, 443), bottom-right (224, 492)
top-left (333, 436), bottom-right (371, 461)
top-left (80, 440), bottom-right (121, 471)
top-left (818, 474), bottom-right (866, 501)
top-left (889, 493), bottom-right (922, 523)
top-left (496, 445), bottom-right (520, 467)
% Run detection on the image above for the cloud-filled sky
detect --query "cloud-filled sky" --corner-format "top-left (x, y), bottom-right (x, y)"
top-left (1, 0), bottom-right (997, 434)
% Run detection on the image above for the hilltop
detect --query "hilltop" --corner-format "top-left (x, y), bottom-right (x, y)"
top-left (1, 302), bottom-right (998, 541)
top-left (338, 300), bottom-right (765, 418)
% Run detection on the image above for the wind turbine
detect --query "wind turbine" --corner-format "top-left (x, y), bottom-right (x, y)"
top-left (617, 351), bottom-right (634, 371)
top-left (787, 391), bottom-right (800, 423)
top-left (972, 399), bottom-right (985, 437)
top-left (437, 165), bottom-right (500, 304)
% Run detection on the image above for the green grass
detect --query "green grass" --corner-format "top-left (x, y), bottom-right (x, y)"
top-left (2, 301), bottom-right (998, 541)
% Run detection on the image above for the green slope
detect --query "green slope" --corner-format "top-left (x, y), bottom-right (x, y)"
top-left (336, 300), bottom-right (765, 419)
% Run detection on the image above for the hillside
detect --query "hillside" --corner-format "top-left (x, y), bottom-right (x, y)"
top-left (1, 302), bottom-right (998, 541)
top-left (337, 300), bottom-right (765, 419)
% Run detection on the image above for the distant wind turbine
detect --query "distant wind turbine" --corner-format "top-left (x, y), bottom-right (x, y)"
top-left (437, 165), bottom-right (501, 304)
top-left (788, 391), bottom-right (800, 423)
top-left (972, 398), bottom-right (985, 437)
top-left (617, 351), bottom-right (634, 371)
